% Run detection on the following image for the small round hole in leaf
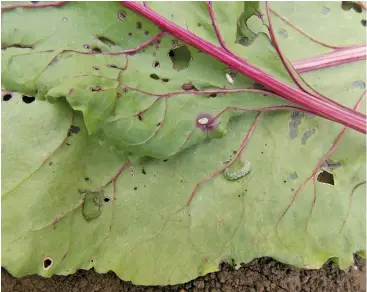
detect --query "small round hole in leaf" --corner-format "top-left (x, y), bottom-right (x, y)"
top-left (43, 257), bottom-right (53, 270)
top-left (104, 197), bottom-right (110, 202)
top-left (150, 73), bottom-right (160, 80)
top-left (62, 17), bottom-right (68, 22)
top-left (144, 31), bottom-right (149, 36)
top-left (123, 87), bottom-right (128, 92)
top-left (83, 44), bottom-right (90, 49)
top-left (118, 11), bottom-right (126, 21)
top-left (162, 78), bottom-right (169, 83)
top-left (136, 22), bottom-right (142, 29)
top-left (317, 171), bottom-right (335, 185)
top-left (22, 95), bottom-right (35, 104)
top-left (362, 19), bottom-right (366, 27)
top-left (169, 45), bottom-right (192, 71)
top-left (152, 61), bottom-right (160, 68)
top-left (93, 66), bottom-right (100, 70)
top-left (2, 94), bottom-right (12, 101)
top-left (209, 93), bottom-right (217, 98)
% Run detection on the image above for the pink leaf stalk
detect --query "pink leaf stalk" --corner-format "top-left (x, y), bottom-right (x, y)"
top-left (121, 1), bottom-right (366, 134)
top-left (293, 45), bottom-right (366, 73)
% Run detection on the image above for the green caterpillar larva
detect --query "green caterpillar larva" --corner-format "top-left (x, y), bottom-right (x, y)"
top-left (223, 160), bottom-right (251, 180)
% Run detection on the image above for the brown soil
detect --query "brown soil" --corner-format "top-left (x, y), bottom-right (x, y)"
top-left (2, 256), bottom-right (365, 292)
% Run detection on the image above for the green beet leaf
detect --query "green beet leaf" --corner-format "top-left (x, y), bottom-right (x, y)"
top-left (1, 1), bottom-right (366, 285)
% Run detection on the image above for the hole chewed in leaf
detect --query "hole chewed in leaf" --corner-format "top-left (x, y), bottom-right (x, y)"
top-left (92, 47), bottom-right (102, 54)
top-left (118, 11), bottom-right (126, 21)
top-left (43, 257), bottom-right (53, 270)
top-left (136, 22), bottom-right (142, 29)
top-left (209, 93), bottom-right (217, 98)
top-left (317, 171), bottom-right (335, 185)
top-left (128, 32), bottom-right (132, 37)
top-left (83, 44), bottom-right (90, 49)
top-left (107, 64), bottom-right (125, 70)
top-left (104, 197), bottom-right (110, 202)
top-left (2, 94), bottom-right (12, 101)
top-left (97, 36), bottom-right (115, 47)
top-left (150, 73), bottom-right (160, 80)
top-left (62, 17), bottom-right (68, 22)
top-left (161, 78), bottom-right (169, 83)
top-left (169, 46), bottom-right (192, 71)
top-left (362, 19), bottom-right (366, 27)
top-left (90, 86), bottom-right (102, 92)
top-left (144, 31), bottom-right (149, 36)
top-left (93, 66), bottom-right (100, 71)
top-left (196, 113), bottom-right (217, 132)
top-left (341, 1), bottom-right (362, 12)
top-left (342, 1), bottom-right (355, 10)
top-left (22, 95), bottom-right (35, 104)
top-left (152, 61), bottom-right (160, 68)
